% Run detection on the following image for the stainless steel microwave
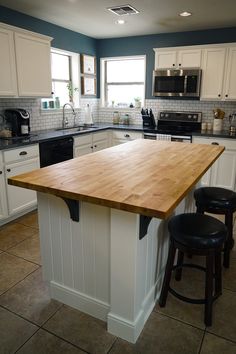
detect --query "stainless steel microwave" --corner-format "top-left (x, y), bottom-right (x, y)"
top-left (152, 68), bottom-right (202, 98)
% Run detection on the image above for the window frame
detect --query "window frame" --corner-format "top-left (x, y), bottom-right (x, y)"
top-left (100, 55), bottom-right (146, 108)
top-left (51, 50), bottom-right (72, 100)
top-left (42, 47), bottom-right (80, 110)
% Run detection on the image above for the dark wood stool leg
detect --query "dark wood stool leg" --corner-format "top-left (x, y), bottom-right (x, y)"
top-left (205, 253), bottom-right (214, 326)
top-left (175, 251), bottom-right (184, 281)
top-left (196, 205), bottom-right (205, 214)
top-left (223, 210), bottom-right (233, 268)
top-left (214, 251), bottom-right (222, 297)
top-left (159, 240), bottom-right (176, 307)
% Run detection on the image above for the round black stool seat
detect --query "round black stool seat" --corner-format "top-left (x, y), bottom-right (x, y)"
top-left (159, 212), bottom-right (227, 327)
top-left (194, 186), bottom-right (236, 268)
top-left (194, 187), bottom-right (236, 211)
top-left (168, 213), bottom-right (227, 250)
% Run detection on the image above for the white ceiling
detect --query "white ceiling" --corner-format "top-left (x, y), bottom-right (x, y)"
top-left (0, 0), bottom-right (236, 39)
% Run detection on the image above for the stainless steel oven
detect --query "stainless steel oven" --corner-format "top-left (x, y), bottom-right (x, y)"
top-left (143, 132), bottom-right (191, 143)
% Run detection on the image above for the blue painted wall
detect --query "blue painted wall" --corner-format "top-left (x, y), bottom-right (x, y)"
top-left (97, 28), bottom-right (236, 98)
top-left (0, 5), bottom-right (97, 55)
top-left (1, 5), bottom-right (236, 99)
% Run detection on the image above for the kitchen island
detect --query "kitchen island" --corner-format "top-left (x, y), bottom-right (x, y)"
top-left (8, 140), bottom-right (224, 343)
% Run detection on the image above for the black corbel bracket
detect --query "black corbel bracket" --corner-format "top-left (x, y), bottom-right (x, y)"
top-left (62, 198), bottom-right (80, 222)
top-left (139, 215), bottom-right (152, 240)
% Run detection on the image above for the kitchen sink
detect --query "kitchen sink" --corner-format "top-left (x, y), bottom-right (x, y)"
top-left (56, 125), bottom-right (98, 132)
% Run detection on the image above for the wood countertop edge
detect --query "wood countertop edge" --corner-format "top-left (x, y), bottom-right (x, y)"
top-left (8, 143), bottom-right (225, 220)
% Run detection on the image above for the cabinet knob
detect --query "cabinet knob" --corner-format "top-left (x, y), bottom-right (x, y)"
top-left (91, 146), bottom-right (93, 149)
top-left (19, 151), bottom-right (27, 156)
top-left (218, 94), bottom-right (221, 97)
top-left (172, 63), bottom-right (175, 66)
top-left (124, 134), bottom-right (130, 138)
top-left (179, 63), bottom-right (181, 66)
top-left (7, 168), bottom-right (11, 172)
top-left (0, 171), bottom-right (2, 174)
top-left (225, 94), bottom-right (228, 97)
top-left (94, 144), bottom-right (97, 148)
top-left (211, 142), bottom-right (219, 145)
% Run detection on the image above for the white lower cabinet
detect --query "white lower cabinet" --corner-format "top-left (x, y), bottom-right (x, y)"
top-left (74, 131), bottom-right (109, 157)
top-left (112, 130), bottom-right (143, 146)
top-left (0, 144), bottom-right (40, 224)
top-left (192, 136), bottom-right (236, 190)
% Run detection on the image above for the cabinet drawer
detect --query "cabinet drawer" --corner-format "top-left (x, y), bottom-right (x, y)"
top-left (93, 131), bottom-right (108, 142)
top-left (0, 152), bottom-right (3, 164)
top-left (112, 130), bottom-right (142, 140)
top-left (3, 144), bottom-right (39, 163)
top-left (73, 134), bottom-right (91, 146)
top-left (193, 137), bottom-right (236, 150)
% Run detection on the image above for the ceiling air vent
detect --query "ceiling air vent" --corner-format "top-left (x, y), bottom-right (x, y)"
top-left (107, 5), bottom-right (139, 16)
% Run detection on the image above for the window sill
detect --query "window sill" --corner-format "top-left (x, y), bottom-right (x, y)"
top-left (99, 107), bottom-right (141, 112)
top-left (40, 107), bottom-right (81, 115)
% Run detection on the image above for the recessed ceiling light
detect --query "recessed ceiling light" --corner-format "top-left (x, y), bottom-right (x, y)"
top-left (115, 19), bottom-right (126, 25)
top-left (179, 11), bottom-right (192, 17)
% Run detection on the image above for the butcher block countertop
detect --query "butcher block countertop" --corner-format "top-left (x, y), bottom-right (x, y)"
top-left (8, 140), bottom-right (224, 219)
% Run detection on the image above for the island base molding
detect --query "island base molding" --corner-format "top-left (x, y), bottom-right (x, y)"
top-left (37, 191), bottom-right (194, 343)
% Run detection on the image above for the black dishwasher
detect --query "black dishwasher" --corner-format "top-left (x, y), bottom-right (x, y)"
top-left (39, 137), bottom-right (73, 167)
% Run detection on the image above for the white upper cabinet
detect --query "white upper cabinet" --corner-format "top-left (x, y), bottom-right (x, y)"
top-left (200, 47), bottom-right (226, 100)
top-left (0, 22), bottom-right (52, 98)
top-left (15, 32), bottom-right (52, 97)
top-left (154, 47), bottom-right (202, 69)
top-left (0, 28), bottom-right (17, 96)
top-left (224, 47), bottom-right (236, 101)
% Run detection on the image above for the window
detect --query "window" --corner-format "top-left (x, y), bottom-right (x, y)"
top-left (42, 48), bottom-right (80, 109)
top-left (101, 56), bottom-right (145, 108)
top-left (51, 52), bottom-right (71, 106)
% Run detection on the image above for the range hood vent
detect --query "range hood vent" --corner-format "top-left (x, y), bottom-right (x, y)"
top-left (107, 5), bottom-right (139, 16)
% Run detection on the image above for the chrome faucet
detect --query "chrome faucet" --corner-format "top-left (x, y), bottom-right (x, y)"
top-left (62, 103), bottom-right (76, 128)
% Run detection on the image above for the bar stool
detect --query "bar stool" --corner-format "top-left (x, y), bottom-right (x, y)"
top-left (194, 187), bottom-right (236, 268)
top-left (159, 213), bottom-right (227, 326)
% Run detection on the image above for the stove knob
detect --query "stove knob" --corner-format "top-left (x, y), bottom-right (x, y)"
top-left (188, 115), bottom-right (192, 119)
top-left (165, 114), bottom-right (169, 118)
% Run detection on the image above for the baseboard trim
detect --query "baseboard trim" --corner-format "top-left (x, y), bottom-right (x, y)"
top-left (50, 281), bottom-right (110, 321)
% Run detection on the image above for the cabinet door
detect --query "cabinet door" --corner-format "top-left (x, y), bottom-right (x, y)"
top-left (155, 51), bottom-right (177, 69)
top-left (201, 47), bottom-right (226, 100)
top-left (74, 144), bottom-right (93, 157)
top-left (0, 28), bottom-right (17, 96)
top-left (211, 150), bottom-right (236, 190)
top-left (178, 49), bottom-right (202, 68)
top-left (5, 158), bottom-right (39, 215)
top-left (224, 47), bottom-right (236, 101)
top-left (0, 166), bottom-right (8, 220)
top-left (93, 140), bottom-right (109, 152)
top-left (14, 32), bottom-right (52, 97)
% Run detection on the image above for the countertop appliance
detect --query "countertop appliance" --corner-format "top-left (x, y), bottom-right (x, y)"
top-left (39, 137), bottom-right (73, 167)
top-left (4, 109), bottom-right (30, 136)
top-left (143, 111), bottom-right (202, 143)
top-left (152, 68), bottom-right (202, 98)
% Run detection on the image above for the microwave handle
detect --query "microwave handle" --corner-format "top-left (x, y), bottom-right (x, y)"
top-left (184, 75), bottom-right (187, 94)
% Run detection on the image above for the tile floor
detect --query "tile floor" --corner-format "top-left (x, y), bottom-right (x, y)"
top-left (0, 211), bottom-right (236, 353)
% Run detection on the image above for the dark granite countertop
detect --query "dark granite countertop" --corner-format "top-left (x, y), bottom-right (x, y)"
top-left (0, 123), bottom-right (235, 151)
top-left (0, 123), bottom-right (144, 151)
top-left (192, 130), bottom-right (236, 139)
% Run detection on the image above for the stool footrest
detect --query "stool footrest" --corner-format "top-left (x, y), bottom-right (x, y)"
top-left (168, 287), bottom-right (220, 304)
top-left (173, 263), bottom-right (206, 273)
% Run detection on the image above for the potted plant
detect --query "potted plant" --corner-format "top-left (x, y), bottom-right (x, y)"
top-left (134, 97), bottom-right (141, 109)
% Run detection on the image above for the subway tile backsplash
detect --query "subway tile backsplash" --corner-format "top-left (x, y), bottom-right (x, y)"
top-left (0, 97), bottom-right (236, 131)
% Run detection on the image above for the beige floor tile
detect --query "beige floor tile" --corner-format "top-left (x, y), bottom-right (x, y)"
top-left (8, 233), bottom-right (41, 265)
top-left (0, 253), bottom-right (39, 295)
top-left (16, 210), bottom-right (38, 229)
top-left (201, 332), bottom-right (236, 353)
top-left (0, 306), bottom-right (38, 353)
top-left (43, 305), bottom-right (116, 354)
top-left (155, 275), bottom-right (206, 329)
top-left (0, 268), bottom-right (61, 325)
top-left (110, 312), bottom-right (204, 354)
top-left (207, 289), bottom-right (236, 342)
top-left (222, 255), bottom-right (236, 292)
top-left (16, 329), bottom-right (85, 354)
top-left (0, 222), bottom-right (37, 251)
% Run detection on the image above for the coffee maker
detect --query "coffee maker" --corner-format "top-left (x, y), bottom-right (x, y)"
top-left (4, 109), bottom-right (30, 136)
